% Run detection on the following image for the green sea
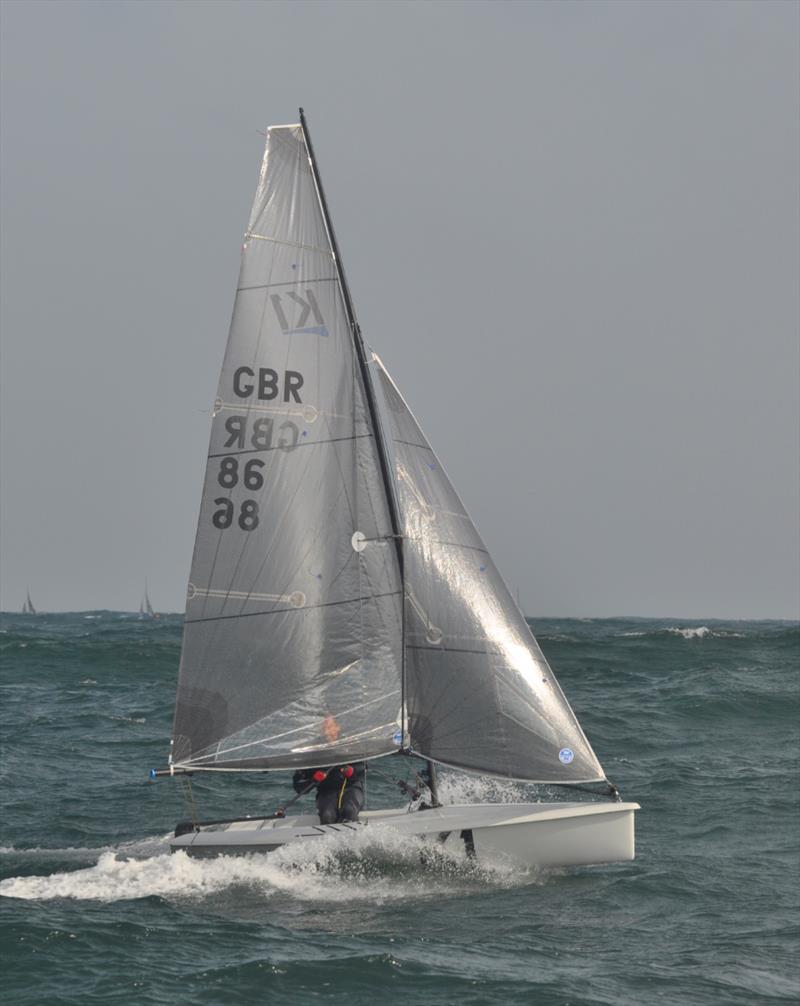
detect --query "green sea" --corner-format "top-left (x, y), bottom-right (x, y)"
top-left (1, 613), bottom-right (798, 1005)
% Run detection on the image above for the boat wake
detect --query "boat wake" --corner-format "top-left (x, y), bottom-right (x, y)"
top-left (0, 827), bottom-right (542, 905)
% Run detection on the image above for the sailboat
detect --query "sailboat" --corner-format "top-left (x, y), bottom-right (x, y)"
top-left (152, 111), bottom-right (638, 867)
top-left (139, 582), bottom-right (158, 620)
top-left (21, 590), bottom-right (36, 615)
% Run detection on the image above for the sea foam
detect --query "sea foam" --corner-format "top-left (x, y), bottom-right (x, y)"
top-left (0, 827), bottom-right (529, 905)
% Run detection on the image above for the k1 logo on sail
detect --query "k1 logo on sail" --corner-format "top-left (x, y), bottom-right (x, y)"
top-left (271, 287), bottom-right (329, 337)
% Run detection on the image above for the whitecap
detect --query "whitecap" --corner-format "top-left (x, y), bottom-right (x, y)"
top-left (668, 626), bottom-right (710, 639)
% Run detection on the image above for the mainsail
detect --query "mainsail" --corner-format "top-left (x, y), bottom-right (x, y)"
top-left (22, 590), bottom-right (36, 615)
top-left (171, 122), bottom-right (403, 770)
top-left (374, 360), bottom-right (605, 783)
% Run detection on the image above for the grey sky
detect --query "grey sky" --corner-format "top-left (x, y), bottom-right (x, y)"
top-left (1, 0), bottom-right (797, 618)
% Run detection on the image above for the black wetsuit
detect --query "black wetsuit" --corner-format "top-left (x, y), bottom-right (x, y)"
top-left (292, 763), bottom-right (366, 824)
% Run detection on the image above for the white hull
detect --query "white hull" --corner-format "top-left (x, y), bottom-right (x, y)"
top-left (171, 801), bottom-right (639, 869)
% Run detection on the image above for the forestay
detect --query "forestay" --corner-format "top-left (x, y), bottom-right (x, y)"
top-left (373, 359), bottom-right (605, 783)
top-left (171, 125), bottom-right (403, 770)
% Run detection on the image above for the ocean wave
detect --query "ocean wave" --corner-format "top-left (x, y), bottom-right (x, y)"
top-left (614, 625), bottom-right (758, 640)
top-left (668, 626), bottom-right (710, 639)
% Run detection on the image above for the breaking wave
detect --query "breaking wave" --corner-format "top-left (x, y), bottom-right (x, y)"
top-left (667, 626), bottom-right (710, 639)
top-left (615, 625), bottom-right (758, 640)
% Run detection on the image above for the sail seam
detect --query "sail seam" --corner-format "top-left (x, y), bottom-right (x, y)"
top-left (172, 748), bottom-right (405, 773)
top-left (404, 537), bottom-right (488, 554)
top-left (406, 643), bottom-right (509, 657)
top-left (211, 401), bottom-right (334, 420)
top-left (393, 439), bottom-right (433, 451)
top-left (185, 590), bottom-right (402, 625)
top-left (237, 276), bottom-right (337, 292)
top-left (244, 231), bottom-right (333, 257)
top-left (208, 434), bottom-right (374, 459)
top-left (189, 588), bottom-right (303, 604)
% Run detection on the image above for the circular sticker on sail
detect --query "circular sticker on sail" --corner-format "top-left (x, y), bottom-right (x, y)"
top-left (558, 747), bottom-right (574, 765)
top-left (392, 729), bottom-right (403, 746)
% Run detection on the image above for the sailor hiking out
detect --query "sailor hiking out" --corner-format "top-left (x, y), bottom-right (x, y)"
top-left (293, 763), bottom-right (366, 824)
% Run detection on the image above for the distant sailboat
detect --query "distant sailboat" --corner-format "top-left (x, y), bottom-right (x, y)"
top-left (139, 582), bottom-right (158, 620)
top-left (21, 590), bottom-right (36, 615)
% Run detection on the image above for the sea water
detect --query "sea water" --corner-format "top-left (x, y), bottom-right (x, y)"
top-left (0, 613), bottom-right (797, 1005)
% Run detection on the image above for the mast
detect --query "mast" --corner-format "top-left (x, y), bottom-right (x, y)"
top-left (298, 108), bottom-right (408, 744)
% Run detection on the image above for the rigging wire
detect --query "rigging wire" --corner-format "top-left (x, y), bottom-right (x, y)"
top-left (181, 776), bottom-right (199, 828)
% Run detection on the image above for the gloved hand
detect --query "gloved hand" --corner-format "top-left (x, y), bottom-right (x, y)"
top-left (342, 765), bottom-right (354, 778)
top-left (313, 770), bottom-right (326, 783)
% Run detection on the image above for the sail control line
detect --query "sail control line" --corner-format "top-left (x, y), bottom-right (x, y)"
top-left (273, 776), bottom-right (321, 819)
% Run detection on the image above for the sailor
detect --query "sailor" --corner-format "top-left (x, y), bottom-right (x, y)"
top-left (292, 763), bottom-right (366, 824)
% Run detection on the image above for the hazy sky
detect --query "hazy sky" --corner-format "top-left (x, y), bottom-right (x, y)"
top-left (1, 0), bottom-right (798, 618)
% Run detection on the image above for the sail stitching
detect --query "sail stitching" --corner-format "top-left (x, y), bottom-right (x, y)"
top-left (237, 276), bottom-right (337, 292)
top-left (207, 433), bottom-right (373, 459)
top-left (188, 587), bottom-right (304, 605)
top-left (403, 537), bottom-right (487, 554)
top-left (244, 231), bottom-right (333, 257)
top-left (185, 589), bottom-right (402, 624)
top-left (211, 400), bottom-right (331, 420)
top-left (393, 438), bottom-right (432, 451)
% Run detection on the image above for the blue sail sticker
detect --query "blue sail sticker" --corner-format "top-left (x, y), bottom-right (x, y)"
top-left (392, 729), bottom-right (403, 746)
top-left (558, 747), bottom-right (574, 764)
